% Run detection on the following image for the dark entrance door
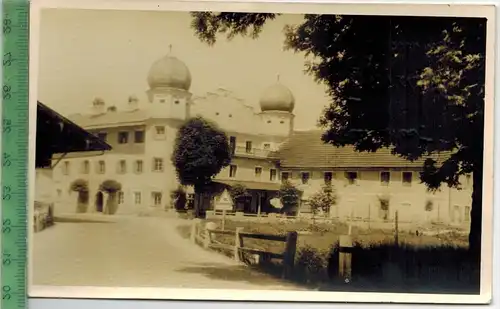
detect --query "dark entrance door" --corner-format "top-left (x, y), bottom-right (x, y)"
top-left (95, 192), bottom-right (104, 212)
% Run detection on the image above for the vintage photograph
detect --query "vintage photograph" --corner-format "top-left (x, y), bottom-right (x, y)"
top-left (29, 1), bottom-right (494, 303)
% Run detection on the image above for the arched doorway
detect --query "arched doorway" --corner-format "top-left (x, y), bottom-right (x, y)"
top-left (95, 191), bottom-right (104, 213)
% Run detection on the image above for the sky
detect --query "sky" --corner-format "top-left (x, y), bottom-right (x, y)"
top-left (37, 9), bottom-right (332, 130)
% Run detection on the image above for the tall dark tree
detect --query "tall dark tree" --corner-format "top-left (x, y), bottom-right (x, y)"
top-left (190, 13), bottom-right (486, 253)
top-left (171, 116), bottom-right (232, 217)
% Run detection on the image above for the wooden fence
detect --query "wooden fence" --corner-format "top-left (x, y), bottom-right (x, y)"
top-left (190, 219), bottom-right (298, 279)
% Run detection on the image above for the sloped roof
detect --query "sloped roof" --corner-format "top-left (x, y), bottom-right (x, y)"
top-left (67, 109), bottom-right (149, 129)
top-left (274, 130), bottom-right (449, 169)
top-left (36, 101), bottom-right (112, 168)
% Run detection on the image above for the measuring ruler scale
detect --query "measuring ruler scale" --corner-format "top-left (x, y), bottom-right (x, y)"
top-left (1, 0), bottom-right (30, 308)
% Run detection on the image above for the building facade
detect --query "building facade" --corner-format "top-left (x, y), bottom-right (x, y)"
top-left (47, 52), bottom-right (472, 227)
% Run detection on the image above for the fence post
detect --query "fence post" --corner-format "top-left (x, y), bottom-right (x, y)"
top-left (234, 227), bottom-right (243, 262)
top-left (339, 234), bottom-right (353, 282)
top-left (282, 231), bottom-right (298, 279)
top-left (394, 210), bottom-right (399, 247)
top-left (222, 209), bottom-right (226, 231)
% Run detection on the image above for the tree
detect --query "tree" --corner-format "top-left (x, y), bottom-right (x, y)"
top-left (190, 13), bottom-right (486, 254)
top-left (70, 179), bottom-right (89, 213)
top-left (99, 179), bottom-right (122, 215)
top-left (308, 183), bottom-right (337, 216)
top-left (171, 116), bottom-right (232, 217)
top-left (279, 180), bottom-right (302, 216)
top-left (228, 183), bottom-right (251, 212)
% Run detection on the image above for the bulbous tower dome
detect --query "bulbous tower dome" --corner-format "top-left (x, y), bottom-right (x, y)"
top-left (259, 82), bottom-right (295, 113)
top-left (147, 52), bottom-right (192, 91)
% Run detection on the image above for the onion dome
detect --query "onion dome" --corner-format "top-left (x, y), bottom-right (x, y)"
top-left (147, 49), bottom-right (192, 91)
top-left (259, 82), bottom-right (295, 113)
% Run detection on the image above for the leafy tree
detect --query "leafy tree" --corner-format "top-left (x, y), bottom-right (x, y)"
top-left (171, 116), bottom-right (232, 217)
top-left (229, 183), bottom-right (251, 211)
top-left (279, 180), bottom-right (302, 216)
top-left (99, 179), bottom-right (122, 215)
top-left (190, 13), bottom-right (486, 254)
top-left (308, 183), bottom-right (337, 216)
top-left (70, 179), bottom-right (89, 213)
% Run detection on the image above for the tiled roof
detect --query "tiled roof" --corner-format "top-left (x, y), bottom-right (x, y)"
top-left (67, 109), bottom-right (149, 129)
top-left (275, 130), bottom-right (449, 169)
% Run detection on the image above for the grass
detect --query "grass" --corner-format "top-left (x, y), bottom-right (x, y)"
top-left (177, 218), bottom-right (479, 294)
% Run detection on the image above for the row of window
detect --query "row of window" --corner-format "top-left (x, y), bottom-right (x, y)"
top-left (116, 190), bottom-right (195, 207)
top-left (229, 136), bottom-right (271, 155)
top-left (61, 158), bottom-right (164, 175)
top-left (281, 171), bottom-right (415, 186)
top-left (118, 191), bottom-right (163, 206)
top-left (96, 126), bottom-right (166, 144)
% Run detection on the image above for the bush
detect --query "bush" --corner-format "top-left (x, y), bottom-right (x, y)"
top-left (70, 179), bottom-right (89, 213)
top-left (308, 183), bottom-right (338, 215)
top-left (170, 186), bottom-right (188, 211)
top-left (99, 180), bottom-right (122, 215)
top-left (279, 181), bottom-right (301, 215)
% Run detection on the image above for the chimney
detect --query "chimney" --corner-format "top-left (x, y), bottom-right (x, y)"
top-left (92, 97), bottom-right (106, 114)
top-left (128, 95), bottom-right (139, 110)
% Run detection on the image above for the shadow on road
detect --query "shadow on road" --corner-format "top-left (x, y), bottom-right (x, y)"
top-left (176, 263), bottom-right (299, 288)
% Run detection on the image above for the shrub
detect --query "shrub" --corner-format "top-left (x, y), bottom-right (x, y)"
top-left (99, 180), bottom-right (122, 215)
top-left (279, 181), bottom-right (301, 216)
top-left (295, 245), bottom-right (330, 284)
top-left (170, 186), bottom-right (188, 211)
top-left (308, 183), bottom-right (338, 215)
top-left (70, 179), bottom-right (89, 213)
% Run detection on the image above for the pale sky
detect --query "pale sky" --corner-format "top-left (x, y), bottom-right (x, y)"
top-left (37, 9), bottom-right (331, 130)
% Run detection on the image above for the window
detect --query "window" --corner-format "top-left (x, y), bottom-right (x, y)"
top-left (155, 126), bottom-right (165, 135)
top-left (380, 171), bottom-right (390, 185)
top-left (117, 160), bottom-right (127, 174)
top-left (281, 171), bottom-right (290, 183)
top-left (270, 169), bottom-right (277, 181)
top-left (62, 161), bottom-right (70, 175)
top-left (97, 132), bottom-right (107, 142)
top-left (134, 192), bottom-right (142, 205)
top-left (345, 172), bottom-right (358, 185)
top-left (134, 130), bottom-right (145, 143)
top-left (152, 192), bottom-right (162, 206)
top-left (301, 172), bottom-right (310, 185)
top-left (153, 158), bottom-right (163, 172)
top-left (174, 99), bottom-right (180, 105)
top-left (464, 206), bottom-right (471, 222)
top-left (402, 172), bottom-right (413, 186)
top-left (82, 160), bottom-right (90, 174)
top-left (229, 165), bottom-right (237, 178)
top-left (245, 141), bottom-right (252, 153)
top-left (97, 160), bottom-right (105, 174)
top-left (56, 189), bottom-right (62, 197)
top-left (118, 191), bottom-right (124, 204)
top-left (229, 136), bottom-right (236, 155)
top-left (263, 143), bottom-right (271, 150)
top-left (255, 167), bottom-right (262, 178)
top-left (135, 160), bottom-right (143, 173)
top-left (324, 172), bottom-right (333, 184)
top-left (118, 131), bottom-right (129, 144)
top-left (465, 174), bottom-right (472, 186)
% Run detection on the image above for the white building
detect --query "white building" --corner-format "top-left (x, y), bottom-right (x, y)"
top-left (48, 51), bottom-right (472, 227)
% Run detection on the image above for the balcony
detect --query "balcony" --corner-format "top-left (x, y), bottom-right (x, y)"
top-left (233, 146), bottom-right (272, 158)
